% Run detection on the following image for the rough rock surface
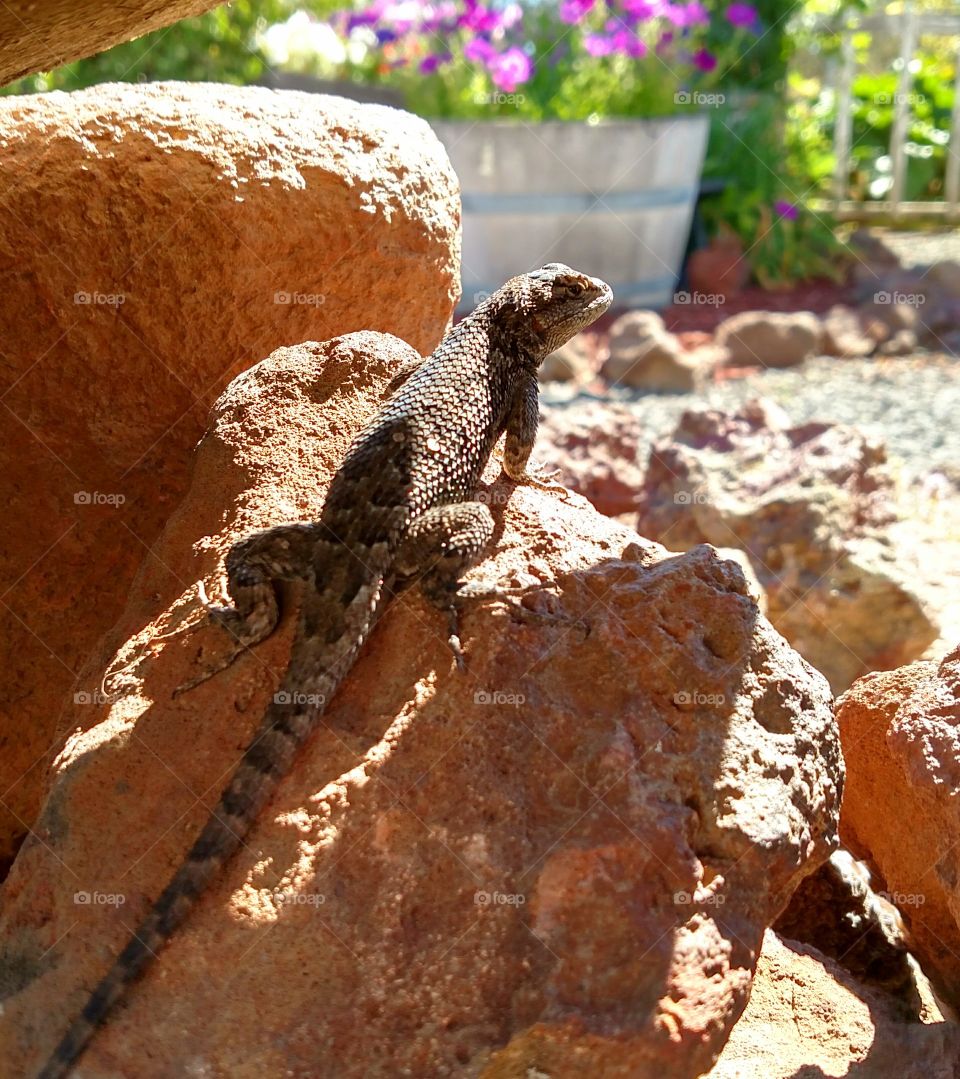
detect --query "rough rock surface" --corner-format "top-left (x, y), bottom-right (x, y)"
top-left (709, 930), bottom-right (960, 1078)
top-left (601, 310), bottom-right (701, 391)
top-left (773, 850), bottom-right (916, 1006)
top-left (838, 648), bottom-right (960, 1012)
top-left (821, 304), bottom-right (876, 358)
top-left (0, 336), bottom-right (840, 1078)
top-left (635, 400), bottom-right (938, 693)
top-left (0, 82), bottom-right (459, 874)
top-left (538, 402), bottom-right (646, 518)
top-left (0, 1), bottom-right (220, 87)
top-left (715, 310), bottom-right (822, 368)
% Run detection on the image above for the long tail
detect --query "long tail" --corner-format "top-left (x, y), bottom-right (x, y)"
top-left (40, 582), bottom-right (382, 1078)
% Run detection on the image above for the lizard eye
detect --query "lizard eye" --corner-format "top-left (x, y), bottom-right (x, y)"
top-left (565, 281), bottom-right (584, 297)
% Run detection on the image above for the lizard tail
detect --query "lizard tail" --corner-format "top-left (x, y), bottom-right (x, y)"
top-left (38, 695), bottom-right (316, 1079)
top-left (38, 583), bottom-right (380, 1079)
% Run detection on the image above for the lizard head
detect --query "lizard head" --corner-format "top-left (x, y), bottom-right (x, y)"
top-left (487, 263), bottom-right (614, 362)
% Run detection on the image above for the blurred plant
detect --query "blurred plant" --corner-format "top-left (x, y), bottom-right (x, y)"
top-left (702, 91), bottom-right (848, 288)
top-left (300, 0), bottom-right (770, 120)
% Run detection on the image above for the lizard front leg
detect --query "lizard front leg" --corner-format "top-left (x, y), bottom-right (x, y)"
top-left (394, 502), bottom-right (570, 670)
top-left (501, 374), bottom-right (568, 497)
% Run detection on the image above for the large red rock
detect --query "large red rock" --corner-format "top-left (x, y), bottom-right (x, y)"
top-left (636, 401), bottom-right (938, 692)
top-left (0, 334), bottom-right (840, 1078)
top-left (0, 1), bottom-right (220, 88)
top-left (838, 647), bottom-right (960, 1011)
top-left (709, 930), bottom-right (960, 1078)
top-left (0, 82), bottom-right (459, 874)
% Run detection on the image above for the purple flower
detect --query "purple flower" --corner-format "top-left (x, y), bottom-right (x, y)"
top-left (726, 3), bottom-right (758, 29)
top-left (622, 0), bottom-right (662, 16)
top-left (656, 29), bottom-right (674, 54)
top-left (664, 2), bottom-right (708, 27)
top-left (419, 51), bottom-right (451, 73)
top-left (611, 29), bottom-right (648, 58)
top-left (489, 45), bottom-right (533, 91)
top-left (461, 3), bottom-right (505, 33)
top-left (774, 200), bottom-right (799, 220)
top-left (464, 36), bottom-right (496, 63)
top-left (584, 33), bottom-right (615, 56)
top-left (375, 28), bottom-right (398, 44)
top-left (560, 0), bottom-right (595, 24)
top-left (692, 47), bottom-right (717, 71)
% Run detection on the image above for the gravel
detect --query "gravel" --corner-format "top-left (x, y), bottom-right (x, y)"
top-left (542, 354), bottom-right (960, 483)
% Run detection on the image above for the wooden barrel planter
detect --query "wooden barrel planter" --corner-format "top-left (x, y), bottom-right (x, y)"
top-left (430, 115), bottom-right (709, 310)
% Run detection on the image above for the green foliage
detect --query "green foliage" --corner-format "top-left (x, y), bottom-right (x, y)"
top-left (1, 1), bottom-right (299, 95)
top-left (702, 93), bottom-right (848, 288)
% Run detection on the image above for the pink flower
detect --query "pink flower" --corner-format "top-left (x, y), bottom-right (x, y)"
top-left (622, 0), bottom-right (663, 17)
top-left (489, 46), bottom-right (533, 91)
top-left (612, 29), bottom-right (648, 58)
top-left (464, 36), bottom-right (496, 64)
top-left (560, 0), bottom-right (595, 24)
top-left (584, 33), bottom-right (615, 56)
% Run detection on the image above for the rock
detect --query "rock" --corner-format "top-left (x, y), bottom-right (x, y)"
top-left (709, 930), bottom-right (960, 1078)
top-left (602, 311), bottom-right (702, 391)
top-left (838, 647), bottom-right (960, 1012)
top-left (848, 228), bottom-right (905, 272)
top-left (714, 310), bottom-right (822, 368)
top-left (607, 308), bottom-right (665, 346)
top-left (773, 851), bottom-right (916, 1006)
top-left (537, 402), bottom-right (646, 517)
top-left (928, 258), bottom-right (960, 299)
top-left (821, 304), bottom-right (876, 358)
top-left (0, 336), bottom-right (840, 1077)
top-left (878, 328), bottom-right (919, 356)
top-left (714, 548), bottom-right (766, 613)
top-left (0, 82), bottom-right (459, 873)
top-left (685, 235), bottom-right (749, 301)
top-left (539, 332), bottom-right (591, 383)
top-left (636, 401), bottom-right (939, 693)
top-left (861, 292), bottom-right (922, 335)
top-left (0, 1), bottom-right (220, 87)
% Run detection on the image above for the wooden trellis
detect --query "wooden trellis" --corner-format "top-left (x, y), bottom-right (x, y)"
top-left (822, 2), bottom-right (960, 221)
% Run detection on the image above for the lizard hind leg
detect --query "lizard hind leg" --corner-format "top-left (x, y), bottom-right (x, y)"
top-left (174, 521), bottom-right (322, 696)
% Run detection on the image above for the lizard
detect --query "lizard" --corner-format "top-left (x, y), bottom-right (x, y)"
top-left (39, 262), bottom-right (612, 1078)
